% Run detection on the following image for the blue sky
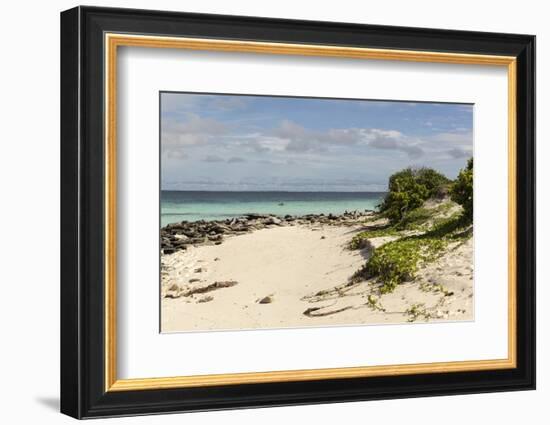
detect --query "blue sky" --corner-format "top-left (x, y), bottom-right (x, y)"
top-left (161, 92), bottom-right (473, 192)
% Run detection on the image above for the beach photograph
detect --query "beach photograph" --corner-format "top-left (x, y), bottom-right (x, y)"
top-left (160, 92), bottom-right (474, 332)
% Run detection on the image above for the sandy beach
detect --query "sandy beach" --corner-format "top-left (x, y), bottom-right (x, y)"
top-left (157, 92), bottom-right (475, 333)
top-left (161, 219), bottom-right (473, 332)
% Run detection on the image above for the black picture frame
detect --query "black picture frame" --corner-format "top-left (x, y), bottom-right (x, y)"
top-left (60, 5), bottom-right (535, 419)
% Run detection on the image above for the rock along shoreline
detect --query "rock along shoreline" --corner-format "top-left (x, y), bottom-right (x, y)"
top-left (161, 210), bottom-right (376, 255)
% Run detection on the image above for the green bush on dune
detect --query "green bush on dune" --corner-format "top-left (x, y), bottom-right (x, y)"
top-left (379, 167), bottom-right (450, 224)
top-left (348, 202), bottom-right (455, 250)
top-left (362, 234), bottom-right (447, 294)
top-left (350, 158), bottom-right (474, 294)
top-left (451, 158), bottom-right (473, 223)
top-left (354, 213), bottom-right (469, 293)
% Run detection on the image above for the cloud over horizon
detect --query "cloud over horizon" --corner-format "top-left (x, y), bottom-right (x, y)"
top-left (161, 93), bottom-right (473, 191)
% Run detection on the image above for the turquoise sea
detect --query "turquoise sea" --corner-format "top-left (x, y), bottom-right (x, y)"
top-left (161, 191), bottom-right (385, 227)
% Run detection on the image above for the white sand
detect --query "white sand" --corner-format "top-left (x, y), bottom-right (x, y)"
top-left (161, 224), bottom-right (473, 332)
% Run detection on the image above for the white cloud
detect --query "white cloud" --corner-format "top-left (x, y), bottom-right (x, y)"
top-left (447, 147), bottom-right (473, 159)
top-left (162, 115), bottom-right (471, 171)
top-left (431, 131), bottom-right (473, 147)
top-left (271, 120), bottom-right (366, 153)
top-left (364, 129), bottom-right (425, 158)
top-left (161, 113), bottom-right (228, 159)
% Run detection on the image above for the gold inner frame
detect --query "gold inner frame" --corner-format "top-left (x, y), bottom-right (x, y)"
top-left (104, 33), bottom-right (517, 392)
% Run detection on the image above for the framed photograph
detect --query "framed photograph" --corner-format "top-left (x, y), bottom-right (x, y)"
top-left (60, 6), bottom-right (535, 419)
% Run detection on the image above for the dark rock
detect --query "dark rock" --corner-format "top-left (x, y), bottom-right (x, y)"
top-left (159, 210), bottom-right (379, 250)
top-left (265, 216), bottom-right (282, 225)
top-left (210, 225), bottom-right (225, 234)
top-left (245, 213), bottom-right (269, 219)
top-left (258, 295), bottom-right (273, 304)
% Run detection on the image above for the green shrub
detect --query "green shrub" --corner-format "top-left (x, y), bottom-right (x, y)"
top-left (380, 168), bottom-right (450, 224)
top-left (350, 201), bottom-right (457, 251)
top-left (450, 158), bottom-right (473, 223)
top-left (414, 168), bottom-right (452, 194)
top-left (363, 236), bottom-right (447, 293)
top-left (395, 206), bottom-right (437, 230)
top-left (349, 226), bottom-right (397, 250)
top-left (352, 214), bottom-right (470, 293)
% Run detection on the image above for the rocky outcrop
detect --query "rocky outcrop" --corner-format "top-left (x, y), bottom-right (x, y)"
top-left (161, 210), bottom-right (375, 255)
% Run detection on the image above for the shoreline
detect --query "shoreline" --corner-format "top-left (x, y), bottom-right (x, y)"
top-left (161, 210), bottom-right (376, 255)
top-left (161, 207), bottom-right (473, 332)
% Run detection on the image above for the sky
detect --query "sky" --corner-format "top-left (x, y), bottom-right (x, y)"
top-left (160, 92), bottom-right (473, 192)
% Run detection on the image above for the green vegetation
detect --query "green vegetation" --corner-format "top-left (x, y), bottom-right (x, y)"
top-left (420, 281), bottom-right (454, 297)
top-left (349, 226), bottom-right (397, 249)
top-left (352, 212), bottom-right (471, 294)
top-left (451, 158), bottom-right (473, 223)
top-left (405, 303), bottom-right (432, 322)
top-left (368, 238), bottom-right (444, 293)
top-left (349, 158), bottom-right (474, 294)
top-left (379, 167), bottom-right (450, 224)
top-left (366, 294), bottom-right (386, 312)
top-left (395, 202), bottom-right (454, 230)
top-left (349, 201), bottom-right (455, 250)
